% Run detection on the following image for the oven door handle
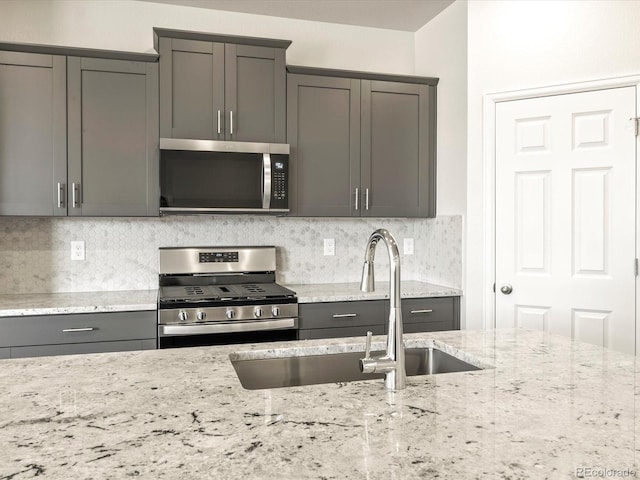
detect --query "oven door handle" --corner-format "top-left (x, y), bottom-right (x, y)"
top-left (159, 318), bottom-right (297, 336)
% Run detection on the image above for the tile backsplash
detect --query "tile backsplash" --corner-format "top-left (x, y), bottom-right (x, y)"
top-left (0, 215), bottom-right (461, 294)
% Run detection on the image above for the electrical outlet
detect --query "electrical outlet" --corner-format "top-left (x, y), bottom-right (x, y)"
top-left (70, 240), bottom-right (85, 261)
top-left (403, 238), bottom-right (414, 255)
top-left (323, 238), bottom-right (335, 256)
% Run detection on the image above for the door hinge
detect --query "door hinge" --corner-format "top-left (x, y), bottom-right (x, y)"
top-left (631, 117), bottom-right (640, 137)
top-left (493, 283), bottom-right (496, 293)
top-left (635, 258), bottom-right (639, 277)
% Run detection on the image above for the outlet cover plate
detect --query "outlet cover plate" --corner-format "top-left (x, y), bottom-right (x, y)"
top-left (323, 238), bottom-right (335, 256)
top-left (70, 240), bottom-right (85, 261)
top-left (403, 238), bottom-right (414, 255)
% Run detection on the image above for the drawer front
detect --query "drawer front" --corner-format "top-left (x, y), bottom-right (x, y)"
top-left (0, 311), bottom-right (157, 348)
top-left (299, 324), bottom-right (384, 341)
top-left (299, 301), bottom-right (385, 330)
top-left (397, 297), bottom-right (459, 332)
top-left (0, 347), bottom-right (9, 359)
top-left (10, 339), bottom-right (155, 359)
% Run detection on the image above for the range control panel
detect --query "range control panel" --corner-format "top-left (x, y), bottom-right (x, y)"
top-left (199, 251), bottom-right (239, 263)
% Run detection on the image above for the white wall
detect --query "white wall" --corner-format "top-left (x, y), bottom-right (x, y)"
top-left (414, 0), bottom-right (467, 217)
top-left (0, 0), bottom-right (414, 74)
top-left (465, 0), bottom-right (640, 329)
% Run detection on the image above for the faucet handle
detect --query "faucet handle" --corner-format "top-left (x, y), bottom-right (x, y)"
top-left (364, 331), bottom-right (372, 359)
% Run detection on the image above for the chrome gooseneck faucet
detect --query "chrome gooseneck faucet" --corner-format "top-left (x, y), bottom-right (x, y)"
top-left (358, 229), bottom-right (406, 390)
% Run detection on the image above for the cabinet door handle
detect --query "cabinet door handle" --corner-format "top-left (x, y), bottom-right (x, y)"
top-left (354, 187), bottom-right (359, 211)
top-left (217, 110), bottom-right (221, 135)
top-left (332, 313), bottom-right (358, 318)
top-left (62, 327), bottom-right (95, 333)
top-left (365, 188), bottom-right (370, 210)
top-left (410, 309), bottom-right (433, 315)
top-left (72, 182), bottom-right (81, 208)
top-left (230, 110), bottom-right (234, 135)
top-left (57, 182), bottom-right (65, 208)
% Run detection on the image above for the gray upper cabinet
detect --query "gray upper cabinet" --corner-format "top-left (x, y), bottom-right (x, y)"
top-left (287, 75), bottom-right (361, 216)
top-left (156, 29), bottom-right (289, 143)
top-left (67, 57), bottom-right (159, 216)
top-left (0, 51), bottom-right (67, 216)
top-left (287, 66), bottom-right (438, 218)
top-left (0, 43), bottom-right (159, 217)
top-left (361, 80), bottom-right (434, 217)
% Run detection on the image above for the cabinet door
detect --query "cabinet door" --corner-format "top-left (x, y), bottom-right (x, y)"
top-left (67, 57), bottom-right (159, 216)
top-left (0, 51), bottom-right (67, 216)
top-left (159, 38), bottom-right (225, 140)
top-left (287, 75), bottom-right (361, 216)
top-left (225, 44), bottom-right (286, 143)
top-left (393, 297), bottom-right (460, 333)
top-left (361, 80), bottom-right (435, 217)
top-left (0, 347), bottom-right (9, 359)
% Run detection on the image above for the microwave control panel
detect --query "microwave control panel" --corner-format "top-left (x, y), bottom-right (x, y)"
top-left (271, 156), bottom-right (289, 209)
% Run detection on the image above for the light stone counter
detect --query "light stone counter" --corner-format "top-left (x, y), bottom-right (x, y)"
top-left (0, 290), bottom-right (158, 317)
top-left (0, 328), bottom-right (637, 479)
top-left (286, 280), bottom-right (461, 303)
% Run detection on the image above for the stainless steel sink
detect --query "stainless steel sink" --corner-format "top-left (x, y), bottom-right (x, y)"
top-left (231, 347), bottom-right (482, 390)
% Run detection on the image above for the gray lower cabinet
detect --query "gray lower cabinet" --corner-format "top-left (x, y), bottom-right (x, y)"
top-left (0, 311), bottom-right (157, 359)
top-left (157, 29), bottom-right (288, 143)
top-left (394, 297), bottom-right (460, 334)
top-left (287, 67), bottom-right (437, 218)
top-left (299, 297), bottom-right (459, 340)
top-left (0, 347), bottom-right (9, 359)
top-left (67, 57), bottom-right (159, 216)
top-left (0, 51), bottom-right (67, 216)
top-left (298, 300), bottom-right (386, 340)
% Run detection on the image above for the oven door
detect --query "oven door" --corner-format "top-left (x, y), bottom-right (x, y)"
top-left (158, 318), bottom-right (298, 349)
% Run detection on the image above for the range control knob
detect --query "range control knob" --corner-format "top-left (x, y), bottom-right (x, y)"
top-left (178, 310), bottom-right (188, 322)
top-left (254, 307), bottom-right (263, 318)
top-left (271, 306), bottom-right (280, 317)
top-left (226, 309), bottom-right (236, 320)
top-left (196, 311), bottom-right (206, 321)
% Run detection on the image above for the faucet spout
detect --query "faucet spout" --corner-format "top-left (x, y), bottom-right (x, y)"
top-left (358, 229), bottom-right (406, 390)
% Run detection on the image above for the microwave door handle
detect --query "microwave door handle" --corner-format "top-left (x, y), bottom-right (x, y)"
top-left (262, 153), bottom-right (271, 209)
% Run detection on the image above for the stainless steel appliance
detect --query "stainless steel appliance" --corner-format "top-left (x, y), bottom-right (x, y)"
top-left (159, 139), bottom-right (289, 215)
top-left (157, 246), bottom-right (298, 348)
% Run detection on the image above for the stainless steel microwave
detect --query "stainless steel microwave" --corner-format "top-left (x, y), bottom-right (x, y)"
top-left (159, 139), bottom-right (289, 215)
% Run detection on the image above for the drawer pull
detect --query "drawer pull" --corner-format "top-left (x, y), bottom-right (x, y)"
top-left (332, 313), bottom-right (358, 318)
top-left (410, 309), bottom-right (433, 315)
top-left (62, 327), bottom-right (96, 333)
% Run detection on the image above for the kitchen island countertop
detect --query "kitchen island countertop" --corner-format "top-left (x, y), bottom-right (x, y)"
top-left (0, 328), bottom-right (636, 479)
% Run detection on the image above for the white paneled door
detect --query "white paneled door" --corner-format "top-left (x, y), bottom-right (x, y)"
top-left (495, 87), bottom-right (637, 354)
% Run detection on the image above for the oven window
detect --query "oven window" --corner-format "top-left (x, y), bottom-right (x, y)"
top-left (160, 151), bottom-right (263, 208)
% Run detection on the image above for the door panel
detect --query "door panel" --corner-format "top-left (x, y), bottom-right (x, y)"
top-left (225, 44), bottom-right (285, 143)
top-left (0, 52), bottom-right (66, 216)
top-left (496, 87), bottom-right (636, 354)
top-left (287, 74), bottom-right (360, 216)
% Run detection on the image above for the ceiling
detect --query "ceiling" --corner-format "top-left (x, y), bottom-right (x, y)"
top-left (137, 0), bottom-right (455, 32)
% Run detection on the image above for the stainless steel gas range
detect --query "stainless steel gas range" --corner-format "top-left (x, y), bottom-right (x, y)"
top-left (157, 246), bottom-right (298, 348)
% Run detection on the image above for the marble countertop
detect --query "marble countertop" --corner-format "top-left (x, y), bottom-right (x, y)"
top-left (1, 328), bottom-right (637, 479)
top-left (0, 290), bottom-right (158, 317)
top-left (286, 280), bottom-right (461, 303)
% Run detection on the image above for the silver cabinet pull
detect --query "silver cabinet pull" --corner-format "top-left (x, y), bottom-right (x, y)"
top-left (365, 188), bottom-right (370, 210)
top-left (57, 182), bottom-right (65, 208)
top-left (217, 110), bottom-right (221, 135)
top-left (72, 182), bottom-right (81, 208)
top-left (62, 327), bottom-right (95, 333)
top-left (332, 313), bottom-right (357, 318)
top-left (354, 187), bottom-right (359, 211)
top-left (230, 110), bottom-right (234, 135)
top-left (410, 309), bottom-right (433, 314)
